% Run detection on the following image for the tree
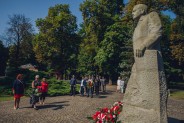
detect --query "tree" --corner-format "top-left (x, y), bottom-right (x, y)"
top-left (125, 0), bottom-right (171, 12)
top-left (78, 0), bottom-right (124, 76)
top-left (95, 21), bottom-right (133, 81)
top-left (6, 14), bottom-right (34, 68)
top-left (33, 4), bottom-right (78, 78)
top-left (170, 0), bottom-right (184, 64)
top-left (159, 14), bottom-right (175, 82)
top-left (169, 17), bottom-right (184, 81)
top-left (0, 40), bottom-right (8, 75)
top-left (168, 0), bottom-right (184, 81)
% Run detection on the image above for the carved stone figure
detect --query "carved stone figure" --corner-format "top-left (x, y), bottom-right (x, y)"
top-left (121, 4), bottom-right (168, 123)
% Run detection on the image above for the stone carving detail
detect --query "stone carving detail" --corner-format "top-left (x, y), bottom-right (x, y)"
top-left (121, 4), bottom-right (168, 123)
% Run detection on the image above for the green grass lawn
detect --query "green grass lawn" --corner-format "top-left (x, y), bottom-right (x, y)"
top-left (0, 95), bottom-right (13, 102)
top-left (170, 91), bottom-right (184, 100)
top-left (0, 95), bottom-right (29, 102)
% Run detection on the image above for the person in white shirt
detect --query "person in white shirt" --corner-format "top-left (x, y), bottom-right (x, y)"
top-left (80, 76), bottom-right (86, 96)
top-left (120, 79), bottom-right (125, 93)
top-left (101, 76), bottom-right (106, 92)
top-left (117, 77), bottom-right (121, 92)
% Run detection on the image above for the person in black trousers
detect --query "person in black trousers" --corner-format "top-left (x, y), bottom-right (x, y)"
top-left (70, 75), bottom-right (77, 96)
top-left (94, 76), bottom-right (100, 96)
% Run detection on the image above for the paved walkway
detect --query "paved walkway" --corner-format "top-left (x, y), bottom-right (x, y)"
top-left (0, 85), bottom-right (184, 123)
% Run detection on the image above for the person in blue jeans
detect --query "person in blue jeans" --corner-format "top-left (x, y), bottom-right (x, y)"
top-left (70, 75), bottom-right (77, 96)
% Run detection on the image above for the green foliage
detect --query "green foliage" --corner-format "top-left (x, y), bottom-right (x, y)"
top-left (78, 0), bottom-right (125, 77)
top-left (0, 77), bottom-right (14, 87)
top-left (47, 78), bottom-right (80, 96)
top-left (0, 40), bottom-right (8, 75)
top-left (170, 18), bottom-right (184, 67)
top-left (95, 22), bottom-right (133, 81)
top-left (0, 95), bottom-right (14, 102)
top-left (4, 67), bottom-right (47, 82)
top-left (126, 0), bottom-right (172, 12)
top-left (0, 68), bottom-right (48, 96)
top-left (1, 1), bottom-right (183, 88)
top-left (86, 116), bottom-right (93, 120)
top-left (168, 2), bottom-right (184, 81)
top-left (169, 0), bottom-right (184, 17)
top-left (0, 71), bottom-right (80, 97)
top-left (33, 4), bottom-right (79, 75)
top-left (48, 80), bottom-right (70, 96)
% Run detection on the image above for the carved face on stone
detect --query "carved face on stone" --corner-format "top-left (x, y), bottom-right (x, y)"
top-left (132, 4), bottom-right (147, 20)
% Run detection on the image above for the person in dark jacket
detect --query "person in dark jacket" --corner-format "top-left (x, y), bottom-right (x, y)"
top-left (12, 74), bottom-right (25, 110)
top-left (70, 75), bottom-right (77, 96)
top-left (94, 76), bottom-right (100, 96)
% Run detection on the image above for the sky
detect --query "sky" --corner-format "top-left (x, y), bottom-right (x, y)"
top-left (0, 0), bottom-right (176, 38)
top-left (0, 0), bottom-right (84, 35)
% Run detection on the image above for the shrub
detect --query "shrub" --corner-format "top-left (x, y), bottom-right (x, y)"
top-left (48, 78), bottom-right (80, 96)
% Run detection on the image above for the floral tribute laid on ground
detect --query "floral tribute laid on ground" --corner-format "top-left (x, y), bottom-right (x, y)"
top-left (87, 101), bottom-right (123, 123)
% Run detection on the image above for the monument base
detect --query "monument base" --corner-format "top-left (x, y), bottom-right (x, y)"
top-left (120, 50), bottom-right (168, 123)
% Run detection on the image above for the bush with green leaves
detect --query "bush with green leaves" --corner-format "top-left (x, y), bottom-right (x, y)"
top-left (1, 70), bottom-right (81, 96)
top-left (48, 78), bottom-right (80, 96)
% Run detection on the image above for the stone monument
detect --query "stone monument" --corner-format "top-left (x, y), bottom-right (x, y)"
top-left (121, 4), bottom-right (168, 123)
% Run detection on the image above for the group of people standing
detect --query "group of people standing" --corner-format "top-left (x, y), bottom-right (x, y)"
top-left (12, 73), bottom-right (124, 110)
top-left (12, 74), bottom-right (48, 110)
top-left (31, 75), bottom-right (48, 110)
top-left (70, 75), bottom-right (107, 98)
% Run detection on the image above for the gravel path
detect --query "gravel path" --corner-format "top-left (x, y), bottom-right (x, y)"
top-left (0, 85), bottom-right (183, 123)
top-left (167, 98), bottom-right (184, 123)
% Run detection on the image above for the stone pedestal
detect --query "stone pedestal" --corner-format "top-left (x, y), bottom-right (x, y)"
top-left (121, 50), bottom-right (168, 123)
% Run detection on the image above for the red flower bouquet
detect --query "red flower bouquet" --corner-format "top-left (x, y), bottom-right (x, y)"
top-left (88, 101), bottom-right (123, 123)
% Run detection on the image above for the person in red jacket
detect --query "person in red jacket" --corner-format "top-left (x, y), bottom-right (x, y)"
top-left (40, 77), bottom-right (48, 105)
